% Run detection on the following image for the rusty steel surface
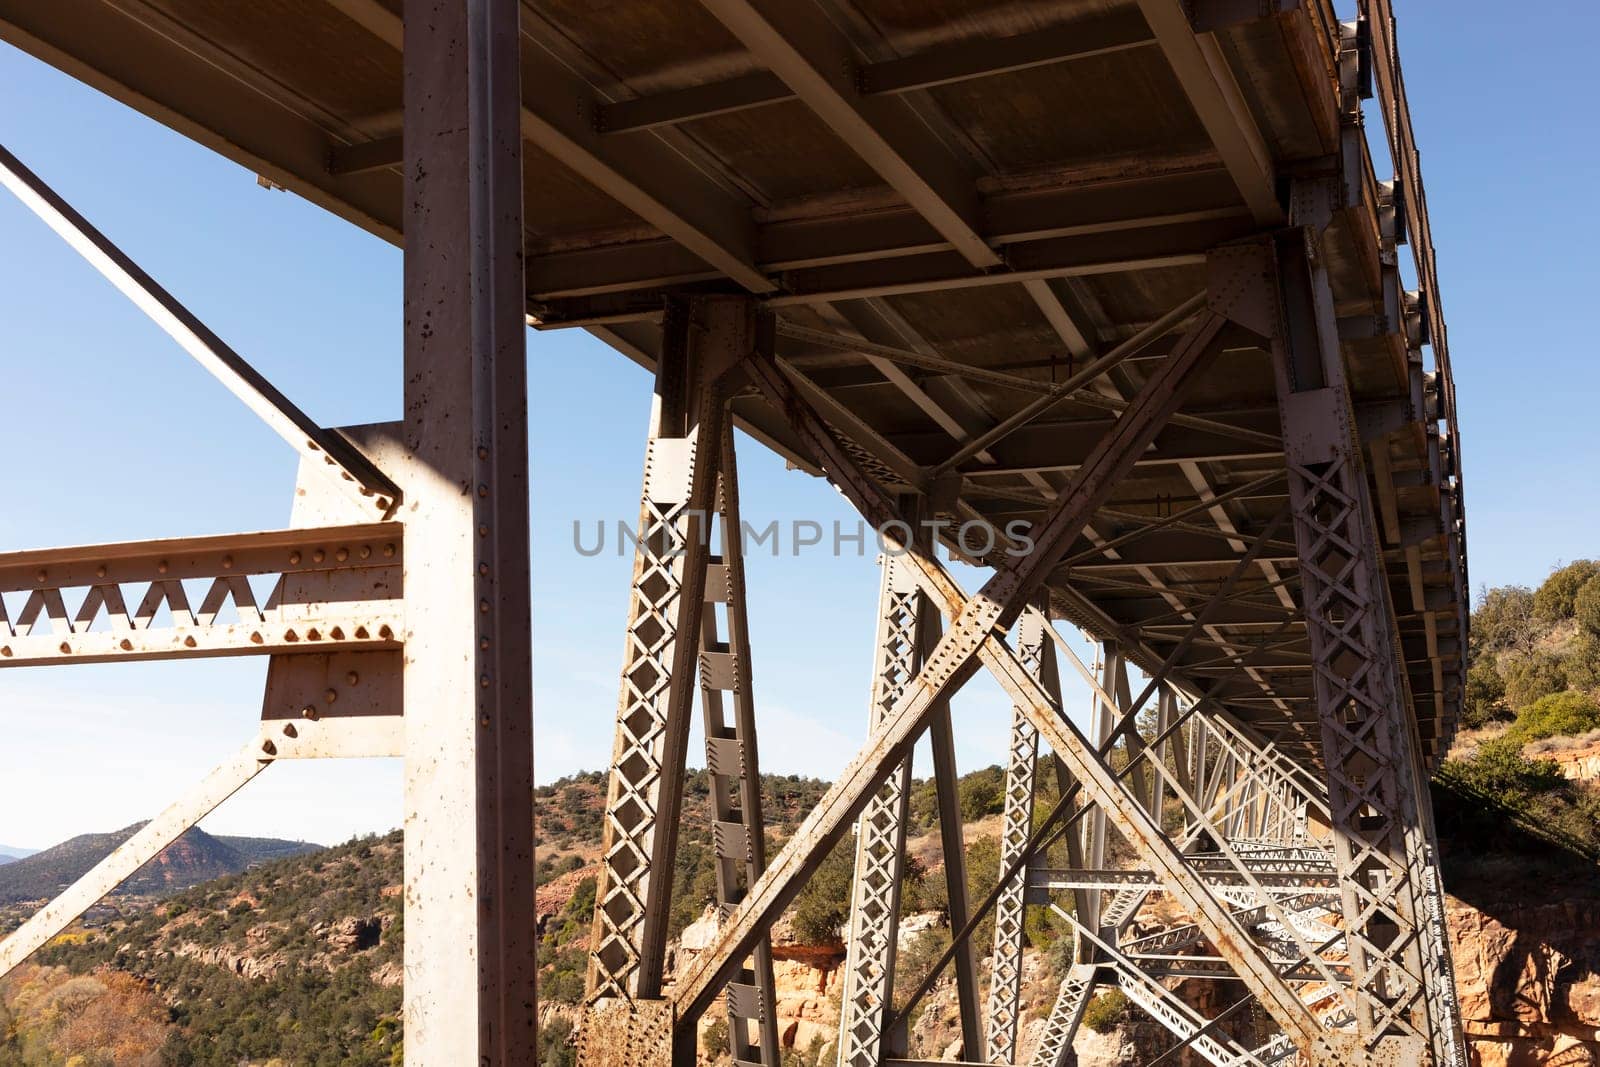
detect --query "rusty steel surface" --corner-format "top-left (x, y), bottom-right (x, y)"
top-left (0, 0), bottom-right (1464, 765)
top-left (0, 0), bottom-right (1469, 1063)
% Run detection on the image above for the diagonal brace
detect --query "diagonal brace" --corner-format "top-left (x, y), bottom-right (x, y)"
top-left (0, 143), bottom-right (401, 516)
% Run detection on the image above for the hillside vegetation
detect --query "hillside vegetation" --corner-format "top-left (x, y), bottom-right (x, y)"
top-left (1435, 560), bottom-right (1600, 877)
top-left (7, 562), bottom-right (1600, 1064)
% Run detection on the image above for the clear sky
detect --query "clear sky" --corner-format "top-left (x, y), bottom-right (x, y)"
top-left (1, 1), bottom-right (1595, 849)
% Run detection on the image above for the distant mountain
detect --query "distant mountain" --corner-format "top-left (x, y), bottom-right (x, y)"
top-left (0, 824), bottom-right (321, 903)
top-left (0, 844), bottom-right (37, 866)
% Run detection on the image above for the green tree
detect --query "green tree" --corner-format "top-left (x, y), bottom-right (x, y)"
top-left (1575, 575), bottom-right (1600, 638)
top-left (791, 840), bottom-right (854, 945)
top-left (1534, 560), bottom-right (1600, 621)
top-left (1472, 585), bottom-right (1539, 654)
top-left (1461, 657), bottom-right (1508, 728)
top-left (957, 765), bottom-right (1006, 821)
top-left (1503, 652), bottom-right (1568, 710)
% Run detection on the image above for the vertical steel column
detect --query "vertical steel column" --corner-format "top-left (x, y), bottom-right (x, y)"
top-left (924, 598), bottom-right (983, 1060)
top-left (1269, 214), bottom-right (1437, 1059)
top-left (697, 421), bottom-right (781, 1067)
top-left (985, 606), bottom-right (1055, 1063)
top-left (587, 298), bottom-right (754, 1008)
top-left (837, 553), bottom-right (921, 1066)
top-left (400, 0), bottom-right (537, 1061)
top-left (1029, 963), bottom-right (1097, 1067)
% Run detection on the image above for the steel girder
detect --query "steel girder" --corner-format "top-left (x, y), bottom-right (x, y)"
top-left (984, 608), bottom-right (1056, 1064)
top-left (836, 556), bottom-right (922, 1066)
top-left (1269, 194), bottom-right (1464, 1063)
top-left (586, 298), bottom-right (757, 1005)
top-left (697, 423), bottom-right (782, 1067)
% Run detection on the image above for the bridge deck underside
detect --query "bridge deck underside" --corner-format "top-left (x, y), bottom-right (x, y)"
top-left (0, 0), bottom-right (1464, 770)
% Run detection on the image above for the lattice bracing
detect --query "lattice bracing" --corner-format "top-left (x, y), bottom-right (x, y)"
top-left (985, 608), bottom-right (1051, 1063)
top-left (0, 525), bottom-right (402, 666)
top-left (590, 301), bottom-right (733, 1002)
top-left (837, 556), bottom-right (923, 1067)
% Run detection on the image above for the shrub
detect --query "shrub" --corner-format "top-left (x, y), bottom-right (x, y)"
top-left (1082, 989), bottom-right (1129, 1034)
top-left (1535, 560), bottom-right (1600, 621)
top-left (1443, 736), bottom-right (1567, 803)
top-left (1508, 690), bottom-right (1600, 743)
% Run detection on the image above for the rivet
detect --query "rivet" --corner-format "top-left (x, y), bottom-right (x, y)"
top-left (378, 625), bottom-right (394, 640)
top-left (250, 631), bottom-right (265, 645)
top-left (306, 628), bottom-right (322, 641)
top-left (120, 639), bottom-right (133, 651)
top-left (302, 706), bottom-right (320, 721)
top-left (289, 551), bottom-right (302, 565)
top-left (59, 642), bottom-right (72, 655)
top-left (383, 544), bottom-right (396, 558)
top-left (95, 565), bottom-right (107, 578)
top-left (479, 674), bottom-right (491, 688)
top-left (157, 560), bottom-right (169, 574)
top-left (359, 546), bottom-right (372, 560)
top-left (478, 447), bottom-right (489, 460)
top-left (325, 689), bottom-right (338, 704)
top-left (261, 740), bottom-right (277, 756)
top-left (222, 556), bottom-right (234, 570)
top-left (336, 548), bottom-right (349, 562)
top-left (184, 636), bottom-right (197, 648)
top-left (480, 600), bottom-right (490, 614)
top-left (35, 570), bottom-right (46, 583)
top-left (479, 638), bottom-right (490, 650)
top-left (480, 715), bottom-right (491, 727)
top-left (355, 626), bottom-right (370, 639)
top-left (329, 626), bottom-right (345, 640)
top-left (0, 646), bottom-right (10, 657)
top-left (376, 498), bottom-right (392, 512)
top-left (284, 629), bottom-right (299, 642)
top-left (313, 549), bottom-right (326, 563)
top-left (346, 671), bottom-right (360, 686)
top-left (282, 723), bottom-right (298, 738)
top-left (478, 525), bottom-right (489, 537)
top-left (477, 484), bottom-right (489, 498)
top-left (479, 563), bottom-right (490, 576)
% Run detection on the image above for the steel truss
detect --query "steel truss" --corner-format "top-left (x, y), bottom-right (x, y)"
top-left (567, 247), bottom-right (1460, 1067)
top-left (1, 3), bottom-right (1466, 1064)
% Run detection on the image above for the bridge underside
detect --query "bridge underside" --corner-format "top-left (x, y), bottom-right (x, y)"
top-left (0, 0), bottom-right (1467, 1064)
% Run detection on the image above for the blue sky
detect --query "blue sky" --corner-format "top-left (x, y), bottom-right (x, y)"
top-left (1, 1), bottom-right (1595, 848)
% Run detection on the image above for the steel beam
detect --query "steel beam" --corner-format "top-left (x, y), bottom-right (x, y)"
top-left (0, 143), bottom-right (401, 516)
top-left (0, 525), bottom-right (403, 667)
top-left (329, 0), bottom-right (773, 295)
top-left (1269, 211), bottom-right (1449, 1061)
top-left (589, 301), bottom-right (737, 999)
top-left (1134, 0), bottom-right (1280, 224)
top-left (595, 11), bottom-right (1153, 134)
top-left (695, 0), bottom-right (994, 271)
top-left (696, 423), bottom-right (781, 1067)
top-left (399, 1), bottom-right (538, 1061)
top-left (984, 607), bottom-right (1053, 1064)
top-left (837, 556), bottom-right (923, 1067)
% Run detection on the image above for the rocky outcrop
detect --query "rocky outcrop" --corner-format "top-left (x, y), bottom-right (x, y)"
top-left (1448, 897), bottom-right (1600, 1065)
